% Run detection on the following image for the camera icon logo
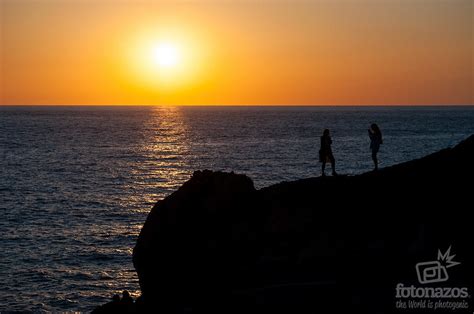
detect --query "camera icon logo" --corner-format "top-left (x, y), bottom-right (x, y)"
top-left (415, 246), bottom-right (460, 285)
top-left (416, 261), bottom-right (449, 284)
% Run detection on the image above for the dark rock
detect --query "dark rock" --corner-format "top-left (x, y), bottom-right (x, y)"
top-left (92, 294), bottom-right (123, 314)
top-left (129, 135), bottom-right (474, 313)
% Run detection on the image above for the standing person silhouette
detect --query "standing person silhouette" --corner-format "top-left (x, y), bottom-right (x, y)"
top-left (319, 129), bottom-right (337, 176)
top-left (368, 123), bottom-right (383, 171)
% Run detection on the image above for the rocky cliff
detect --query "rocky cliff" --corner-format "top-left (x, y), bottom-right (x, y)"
top-left (103, 135), bottom-right (474, 313)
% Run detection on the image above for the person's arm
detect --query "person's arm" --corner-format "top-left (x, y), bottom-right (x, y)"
top-left (368, 129), bottom-right (374, 140)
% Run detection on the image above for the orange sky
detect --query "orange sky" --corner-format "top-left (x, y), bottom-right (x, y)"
top-left (1, 0), bottom-right (472, 105)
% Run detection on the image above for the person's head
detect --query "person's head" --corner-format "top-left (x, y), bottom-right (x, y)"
top-left (323, 129), bottom-right (330, 137)
top-left (371, 123), bottom-right (381, 135)
top-left (122, 290), bottom-right (130, 298)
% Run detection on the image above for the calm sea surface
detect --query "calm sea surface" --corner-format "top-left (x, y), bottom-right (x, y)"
top-left (1, 106), bottom-right (473, 312)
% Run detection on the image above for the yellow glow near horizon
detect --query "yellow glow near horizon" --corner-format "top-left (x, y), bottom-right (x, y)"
top-left (1, 1), bottom-right (472, 105)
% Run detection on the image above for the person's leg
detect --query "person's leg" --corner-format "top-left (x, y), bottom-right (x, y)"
top-left (322, 161), bottom-right (326, 176)
top-left (330, 154), bottom-right (337, 175)
top-left (372, 150), bottom-right (378, 170)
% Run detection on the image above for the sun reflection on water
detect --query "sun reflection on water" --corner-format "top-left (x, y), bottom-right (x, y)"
top-left (131, 106), bottom-right (191, 207)
top-left (2, 107), bottom-right (474, 311)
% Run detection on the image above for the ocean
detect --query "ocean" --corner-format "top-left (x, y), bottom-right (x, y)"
top-left (1, 106), bottom-right (473, 312)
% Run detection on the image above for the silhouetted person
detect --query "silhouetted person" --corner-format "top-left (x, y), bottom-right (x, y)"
top-left (121, 290), bottom-right (134, 305)
top-left (319, 129), bottom-right (337, 176)
top-left (92, 294), bottom-right (121, 313)
top-left (368, 123), bottom-right (383, 171)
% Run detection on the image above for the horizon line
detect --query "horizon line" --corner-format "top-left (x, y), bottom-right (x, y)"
top-left (1, 104), bottom-right (473, 107)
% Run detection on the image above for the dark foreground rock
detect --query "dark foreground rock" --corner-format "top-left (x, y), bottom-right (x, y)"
top-left (98, 135), bottom-right (474, 313)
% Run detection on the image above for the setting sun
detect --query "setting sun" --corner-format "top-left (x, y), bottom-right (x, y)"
top-left (0, 1), bottom-right (473, 312)
top-left (152, 43), bottom-right (181, 68)
top-left (119, 25), bottom-right (209, 94)
top-left (1, 1), bottom-right (471, 105)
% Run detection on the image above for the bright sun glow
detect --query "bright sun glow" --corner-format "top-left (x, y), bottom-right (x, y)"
top-left (122, 26), bottom-right (209, 91)
top-left (152, 43), bottom-right (181, 68)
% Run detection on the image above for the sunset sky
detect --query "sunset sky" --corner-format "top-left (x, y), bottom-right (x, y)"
top-left (1, 0), bottom-right (472, 105)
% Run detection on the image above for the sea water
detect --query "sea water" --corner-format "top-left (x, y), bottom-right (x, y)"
top-left (1, 106), bottom-right (473, 311)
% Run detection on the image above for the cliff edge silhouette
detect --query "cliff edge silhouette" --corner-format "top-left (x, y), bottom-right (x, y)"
top-left (97, 135), bottom-right (474, 313)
